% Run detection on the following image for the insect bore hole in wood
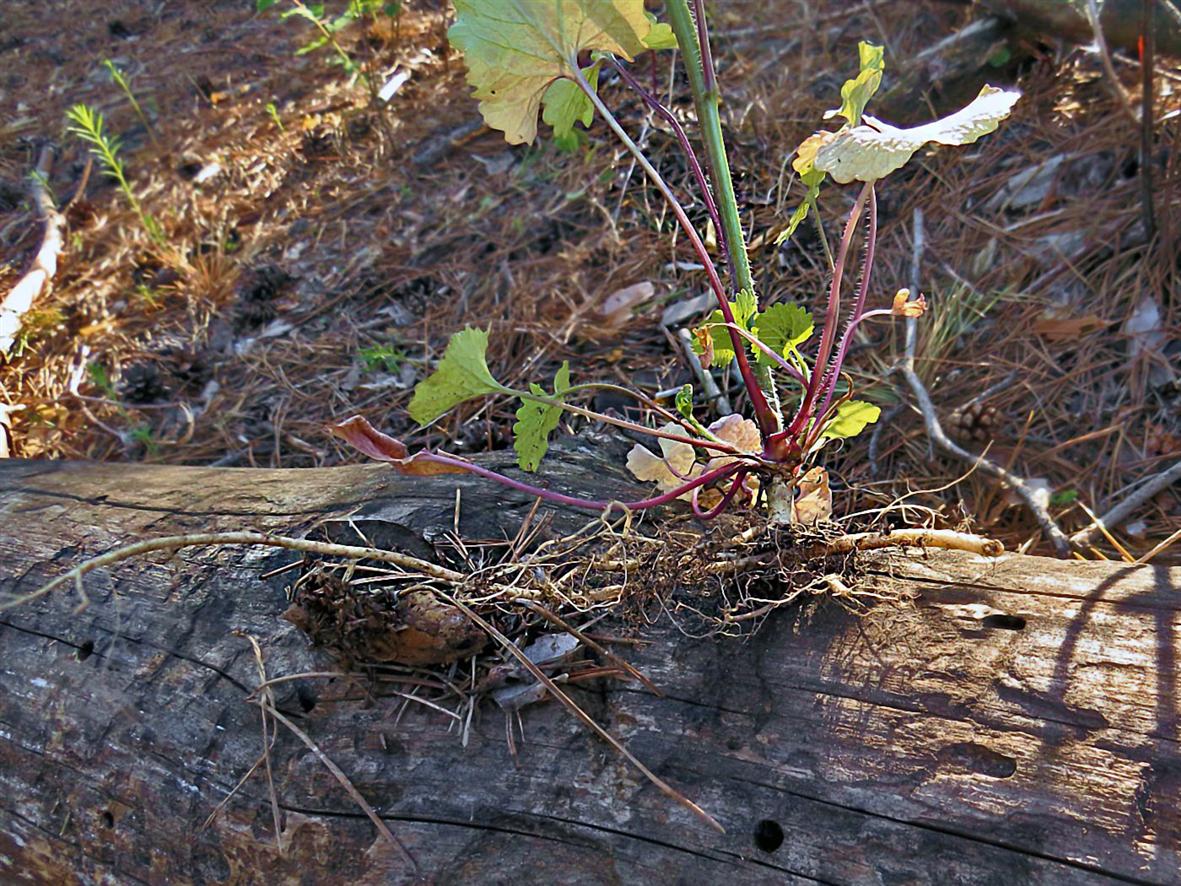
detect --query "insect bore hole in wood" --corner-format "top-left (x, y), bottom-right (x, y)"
top-left (981, 614), bottom-right (1027, 631)
top-left (753, 819), bottom-right (785, 853)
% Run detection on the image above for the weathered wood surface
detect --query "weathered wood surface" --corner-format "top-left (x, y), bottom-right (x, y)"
top-left (1, 452), bottom-right (1179, 884)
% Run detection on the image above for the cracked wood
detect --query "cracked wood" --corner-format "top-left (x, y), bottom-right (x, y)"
top-left (0, 451), bottom-right (1179, 884)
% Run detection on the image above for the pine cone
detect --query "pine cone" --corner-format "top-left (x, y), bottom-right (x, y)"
top-left (948, 401), bottom-right (1000, 441)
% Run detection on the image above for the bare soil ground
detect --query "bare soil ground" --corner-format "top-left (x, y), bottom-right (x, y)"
top-left (1, 0), bottom-right (1178, 559)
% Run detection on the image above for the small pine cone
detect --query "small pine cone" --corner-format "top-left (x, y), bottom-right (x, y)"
top-left (948, 401), bottom-right (1000, 441)
top-left (120, 363), bottom-right (170, 404)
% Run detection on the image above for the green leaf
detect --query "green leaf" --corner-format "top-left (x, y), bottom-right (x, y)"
top-left (448, 0), bottom-right (652, 144)
top-left (693, 289), bottom-right (758, 368)
top-left (820, 399), bottom-right (881, 441)
top-left (824, 41), bottom-right (885, 126)
top-left (752, 303), bottom-right (813, 366)
top-left (815, 85), bottom-right (1021, 184)
top-left (674, 384), bottom-right (694, 420)
top-left (777, 167), bottom-right (824, 246)
top-left (642, 13), bottom-right (677, 50)
top-left (408, 328), bottom-right (507, 424)
top-left (541, 64), bottom-right (599, 140)
top-left (256, 0), bottom-right (278, 11)
top-left (513, 361), bottom-right (571, 471)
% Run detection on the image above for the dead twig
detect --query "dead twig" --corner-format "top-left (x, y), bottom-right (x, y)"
top-left (1, 145), bottom-right (65, 359)
top-left (1069, 459), bottom-right (1181, 548)
top-left (1140, 0), bottom-right (1157, 242)
top-left (899, 208), bottom-right (1072, 557)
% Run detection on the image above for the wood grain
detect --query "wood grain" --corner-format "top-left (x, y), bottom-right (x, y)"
top-left (1, 454), bottom-right (1178, 884)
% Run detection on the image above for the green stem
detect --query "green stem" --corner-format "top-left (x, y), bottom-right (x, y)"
top-left (572, 67), bottom-right (775, 435)
top-left (665, 0), bottom-right (750, 295)
top-left (666, 1), bottom-right (782, 430)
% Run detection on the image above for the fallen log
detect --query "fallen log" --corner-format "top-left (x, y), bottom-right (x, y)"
top-left (1, 451), bottom-right (1179, 883)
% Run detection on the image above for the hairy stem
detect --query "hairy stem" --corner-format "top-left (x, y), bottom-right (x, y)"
top-left (606, 57), bottom-right (727, 269)
top-left (515, 385), bottom-right (739, 454)
top-left (424, 451), bottom-right (746, 513)
top-left (784, 181), bottom-right (872, 438)
top-left (807, 185), bottom-right (877, 447)
top-left (572, 68), bottom-right (774, 433)
top-left (664, 2), bottom-right (782, 435)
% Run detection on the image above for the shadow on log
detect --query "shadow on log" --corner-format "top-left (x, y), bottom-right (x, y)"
top-left (1, 446), bottom-right (1179, 883)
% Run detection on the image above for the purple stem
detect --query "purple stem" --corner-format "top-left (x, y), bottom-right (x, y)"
top-left (716, 322), bottom-right (807, 384)
top-left (691, 0), bottom-right (718, 94)
top-left (807, 185), bottom-right (878, 442)
top-left (572, 67), bottom-right (776, 438)
top-left (691, 467), bottom-right (749, 519)
top-left (782, 181), bottom-right (873, 439)
top-left (423, 450), bottom-right (746, 513)
top-left (607, 56), bottom-right (729, 273)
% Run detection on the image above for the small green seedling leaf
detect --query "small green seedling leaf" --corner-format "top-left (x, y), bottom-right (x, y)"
top-left (513, 361), bottom-right (571, 471)
top-left (541, 64), bottom-right (599, 140)
top-left (256, 0), bottom-right (279, 11)
top-left (693, 288), bottom-right (758, 368)
top-left (815, 85), bottom-right (1020, 184)
top-left (408, 327), bottom-right (506, 424)
top-left (674, 384), bottom-right (694, 420)
top-left (752, 303), bottom-right (813, 366)
top-left (820, 399), bottom-right (881, 441)
top-left (448, 0), bottom-right (652, 144)
top-left (824, 41), bottom-right (884, 126)
top-left (642, 13), bottom-right (677, 50)
top-left (778, 133), bottom-right (828, 245)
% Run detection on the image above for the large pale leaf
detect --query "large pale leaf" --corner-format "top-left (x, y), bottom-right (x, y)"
top-left (814, 85), bottom-right (1020, 183)
top-left (408, 327), bottom-right (507, 425)
top-left (449, 0), bottom-right (651, 145)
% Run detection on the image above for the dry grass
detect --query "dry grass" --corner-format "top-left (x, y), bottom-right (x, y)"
top-left (0, 0), bottom-right (1177, 558)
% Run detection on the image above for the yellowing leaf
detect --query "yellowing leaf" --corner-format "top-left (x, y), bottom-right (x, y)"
top-left (408, 327), bottom-right (506, 425)
top-left (626, 423), bottom-right (699, 495)
top-left (820, 399), bottom-right (881, 441)
top-left (792, 466), bottom-right (833, 523)
top-left (815, 85), bottom-right (1020, 183)
top-left (448, 0), bottom-right (652, 145)
top-left (513, 362), bottom-right (571, 471)
top-left (752, 303), bottom-right (812, 366)
top-left (541, 64), bottom-right (599, 140)
top-left (778, 133), bottom-right (831, 246)
top-left (824, 42), bottom-right (885, 126)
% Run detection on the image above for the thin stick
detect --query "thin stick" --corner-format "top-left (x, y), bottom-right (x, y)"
top-left (1139, 0), bottom-right (1157, 241)
top-left (1085, 0), bottom-right (1139, 124)
top-left (1, 146), bottom-right (65, 358)
top-left (812, 528), bottom-right (1003, 558)
top-left (898, 209), bottom-right (1071, 557)
top-left (439, 591), bottom-right (724, 833)
top-left (1135, 527), bottom-right (1181, 564)
top-left (519, 600), bottom-right (664, 697)
top-left (1069, 459), bottom-right (1181, 547)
